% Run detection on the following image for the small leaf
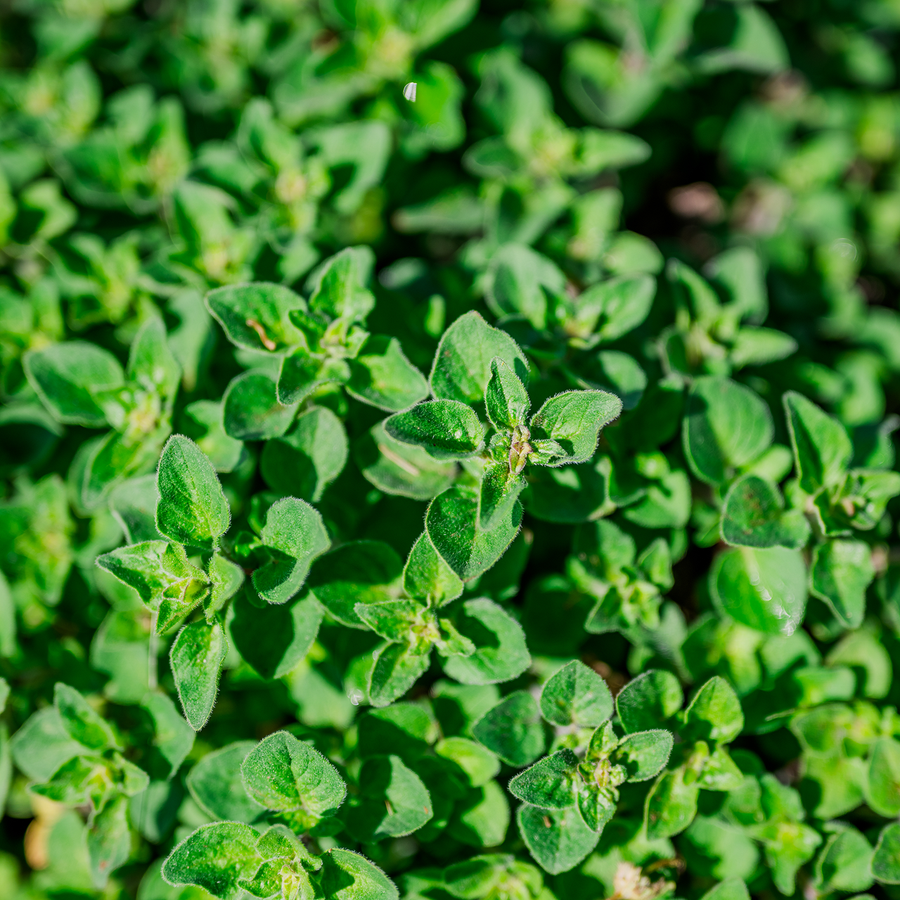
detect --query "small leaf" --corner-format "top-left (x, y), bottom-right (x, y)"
top-left (319, 848), bottom-right (399, 900)
top-left (169, 619), bottom-right (227, 731)
top-left (472, 691), bottom-right (545, 767)
top-left (873, 822), bottom-right (900, 884)
top-left (385, 400), bottom-right (484, 460)
top-left (367, 642), bottom-right (432, 708)
top-left (162, 822), bottom-right (263, 900)
top-left (616, 670), bottom-right (682, 734)
top-left (866, 737), bottom-right (900, 818)
top-left (346, 755), bottom-right (433, 841)
top-left (683, 377), bottom-right (773, 485)
top-left (810, 539), bottom-right (874, 629)
top-left (346, 335), bottom-right (429, 411)
top-left (783, 391), bottom-right (852, 494)
top-left (252, 497), bottom-right (330, 604)
top-left (517, 804), bottom-right (599, 875)
top-left (24, 342), bottom-right (125, 427)
top-left (441, 599), bottom-right (530, 685)
top-left (485, 358), bottom-right (530, 430)
top-left (508, 750), bottom-right (578, 809)
top-left (816, 827), bottom-right (874, 893)
top-left (54, 683), bottom-right (119, 751)
top-left (186, 741), bottom-right (266, 823)
top-left (156, 435), bottom-right (230, 551)
top-left (529, 390), bottom-right (622, 466)
top-left (575, 783), bottom-right (617, 833)
top-left (88, 794), bottom-right (131, 887)
top-left (479, 462), bottom-right (526, 531)
top-left (572, 273), bottom-right (656, 344)
top-left (260, 406), bottom-right (348, 501)
top-left (427, 485), bottom-right (522, 581)
top-left (241, 731), bottom-right (346, 818)
top-left (539, 660), bottom-right (613, 728)
top-left (224, 370), bottom-right (297, 441)
top-left (720, 474), bottom-right (810, 549)
top-left (206, 282), bottom-right (304, 353)
top-left (403, 532), bottom-right (464, 607)
top-left (645, 767), bottom-right (700, 840)
top-left (435, 737), bottom-right (500, 788)
top-left (683, 676), bottom-right (743, 744)
top-left (430, 311), bottom-right (529, 405)
top-left (611, 730), bottom-right (673, 782)
top-left (710, 546), bottom-right (807, 636)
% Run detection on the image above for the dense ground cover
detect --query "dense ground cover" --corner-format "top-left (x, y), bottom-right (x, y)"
top-left (2, 1), bottom-right (900, 898)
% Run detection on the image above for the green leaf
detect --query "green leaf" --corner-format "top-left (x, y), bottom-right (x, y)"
top-left (710, 546), bottom-right (807, 636)
top-left (169, 619), bottom-right (227, 731)
top-left (484, 244), bottom-right (565, 329)
top-left (479, 462), bottom-right (526, 531)
top-left (206, 282), bottom-right (304, 353)
top-left (88, 793), bottom-right (131, 887)
top-left (181, 400), bottom-right (244, 473)
top-left (156, 435), bottom-right (230, 551)
top-left (529, 390), bottom-right (622, 466)
top-left (472, 691), bottom-right (545, 767)
top-left (24, 342), bottom-right (124, 427)
top-left (645, 767), bottom-right (700, 840)
top-left (571, 274), bottom-right (656, 344)
top-left (574, 781), bottom-right (617, 833)
top-left (683, 377), bottom-right (773, 485)
top-left (230, 588), bottom-right (323, 681)
top-left (720, 474), bottom-right (810, 549)
top-left (539, 660), bottom-right (613, 728)
top-left (517, 804), bottom-right (599, 875)
top-left (308, 247), bottom-right (374, 320)
top-left (9, 707), bottom-right (88, 783)
top-left (403, 533), bottom-right (464, 607)
top-left (441, 599), bottom-right (530, 685)
top-left (347, 335), bottom-right (429, 411)
top-left (810, 539), bottom-right (874, 629)
top-left (307, 540), bottom-right (403, 627)
top-left (252, 497), bottom-right (330, 604)
top-left (367, 642), bottom-right (432, 707)
top-left (206, 552), bottom-right (245, 619)
top-left (128, 316), bottom-right (180, 402)
top-left (866, 737), bottom-right (900, 817)
top-left (616, 669), bottom-right (682, 733)
top-left (355, 421), bottom-right (457, 501)
top-left (700, 879), bottom-right (750, 900)
top-left (186, 741), bottom-right (265, 823)
top-left (319, 848), bottom-right (399, 900)
top-left (162, 822), bottom-right (263, 900)
top-left (346, 755), bottom-right (433, 841)
top-left (784, 391), bottom-right (852, 494)
top-left (430, 311), bottom-right (529, 405)
top-left (54, 683), bottom-right (119, 751)
top-left (426, 485), bottom-right (522, 581)
top-left (873, 823), bottom-right (900, 884)
top-left (485, 358), bottom-right (530, 430)
top-left (260, 406), bottom-right (347, 501)
top-left (816, 827), bottom-right (874, 893)
top-left (224, 370), bottom-right (297, 441)
top-left (241, 730), bottom-right (346, 819)
top-left (508, 750), bottom-right (578, 809)
top-left (611, 730), bottom-right (673, 782)
top-left (140, 692), bottom-right (195, 779)
top-left (435, 737), bottom-right (500, 788)
top-left (682, 677), bottom-right (743, 744)
top-left (385, 400), bottom-right (484, 460)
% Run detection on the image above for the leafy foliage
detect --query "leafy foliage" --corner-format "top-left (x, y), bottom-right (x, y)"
top-left (3, 1), bottom-right (900, 899)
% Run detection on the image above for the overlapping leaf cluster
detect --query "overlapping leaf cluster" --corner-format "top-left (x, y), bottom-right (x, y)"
top-left (2, 0), bottom-right (900, 898)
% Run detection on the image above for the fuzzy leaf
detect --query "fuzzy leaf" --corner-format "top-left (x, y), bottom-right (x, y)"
top-left (241, 730), bottom-right (346, 818)
top-left (783, 391), bottom-right (852, 494)
top-left (206, 282), bottom-right (304, 353)
top-left (156, 435), bottom-right (230, 551)
top-left (611, 730), bottom-right (673, 782)
top-left (517, 804), bottom-right (599, 875)
top-left (472, 691), bottom-right (545, 767)
top-left (509, 750), bottom-right (578, 809)
top-left (169, 619), bottom-right (227, 731)
top-left (403, 533), bottom-right (464, 606)
top-left (54, 683), bottom-right (119, 751)
top-left (347, 335), bottom-right (429, 411)
top-left (529, 390), bottom-right (622, 466)
top-left (720, 474), bottom-right (810, 549)
top-left (485, 358), bottom-right (530, 430)
top-left (385, 400), bottom-right (484, 460)
top-left (539, 660), bottom-right (613, 728)
top-left (616, 669), bottom-right (682, 734)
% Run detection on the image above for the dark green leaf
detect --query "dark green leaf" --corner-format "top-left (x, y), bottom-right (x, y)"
top-left (169, 619), bottom-right (227, 731)
top-left (539, 660), bottom-right (613, 727)
top-left (385, 400), bottom-right (484, 460)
